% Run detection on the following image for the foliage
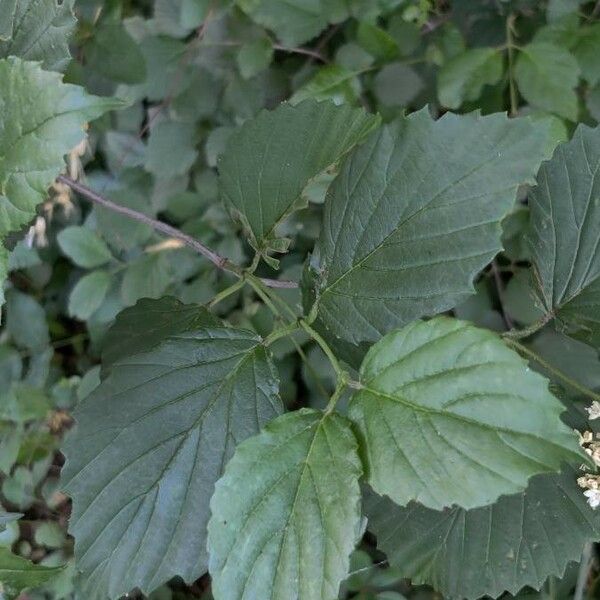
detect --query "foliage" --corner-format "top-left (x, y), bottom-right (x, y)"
top-left (2, 1), bottom-right (600, 600)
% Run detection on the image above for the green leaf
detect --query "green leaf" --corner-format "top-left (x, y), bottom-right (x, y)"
top-left (207, 409), bottom-right (362, 600)
top-left (514, 42), bottom-right (580, 121)
top-left (365, 467), bottom-right (599, 599)
top-left (62, 325), bottom-right (283, 599)
top-left (438, 48), bottom-right (503, 109)
top-left (291, 65), bottom-right (361, 105)
top-left (356, 22), bottom-right (398, 61)
top-left (308, 109), bottom-right (550, 344)
top-left (373, 63), bottom-right (423, 108)
top-left (220, 100), bottom-right (379, 252)
top-left (571, 24), bottom-right (600, 86)
top-left (68, 271), bottom-right (112, 321)
top-left (5, 288), bottom-right (49, 351)
top-left (120, 252), bottom-right (173, 306)
top-left (0, 0), bottom-right (75, 71)
top-left (0, 57), bottom-right (121, 237)
top-left (528, 123), bottom-right (600, 349)
top-left (145, 120), bottom-right (198, 179)
top-left (348, 317), bottom-right (582, 510)
top-left (236, 0), bottom-right (337, 46)
top-left (236, 37), bottom-right (273, 80)
top-left (0, 547), bottom-right (64, 598)
top-left (57, 226), bottom-right (113, 269)
top-left (86, 20), bottom-right (147, 84)
top-left (0, 511), bottom-right (21, 531)
top-left (101, 297), bottom-right (220, 373)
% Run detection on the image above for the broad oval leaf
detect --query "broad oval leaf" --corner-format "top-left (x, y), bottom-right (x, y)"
top-left (0, 57), bottom-right (121, 237)
top-left (514, 42), bottom-right (580, 121)
top-left (61, 325), bottom-right (283, 599)
top-left (365, 467), bottom-right (600, 600)
top-left (349, 317), bottom-right (583, 510)
top-left (0, 0), bottom-right (76, 71)
top-left (529, 123), bottom-right (600, 349)
top-left (219, 99), bottom-right (379, 252)
top-left (308, 108), bottom-right (550, 344)
top-left (208, 409), bottom-right (363, 600)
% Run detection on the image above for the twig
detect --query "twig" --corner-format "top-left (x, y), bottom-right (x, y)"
top-left (490, 260), bottom-right (515, 330)
top-left (58, 175), bottom-right (298, 289)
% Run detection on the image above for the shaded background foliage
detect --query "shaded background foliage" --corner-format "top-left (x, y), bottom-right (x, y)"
top-left (3, 0), bottom-right (600, 598)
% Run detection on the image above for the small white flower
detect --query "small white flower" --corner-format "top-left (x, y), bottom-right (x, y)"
top-left (584, 489), bottom-right (600, 509)
top-left (586, 401), bottom-right (600, 420)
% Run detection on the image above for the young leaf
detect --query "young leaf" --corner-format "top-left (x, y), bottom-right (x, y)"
top-left (0, 547), bottom-right (64, 598)
top-left (291, 65), bottom-right (361, 105)
top-left (349, 317), bottom-right (582, 510)
top-left (0, 57), bottom-right (121, 237)
top-left (101, 297), bottom-right (220, 372)
top-left (528, 123), bottom-right (600, 349)
top-left (307, 109), bottom-right (549, 344)
top-left (57, 226), bottom-right (113, 269)
top-left (438, 48), bottom-right (503, 109)
top-left (219, 99), bottom-right (379, 252)
top-left (0, 0), bottom-right (76, 71)
top-left (514, 42), bottom-right (580, 120)
top-left (208, 409), bottom-right (362, 600)
top-left (365, 467), bottom-right (599, 600)
top-left (61, 325), bottom-right (283, 599)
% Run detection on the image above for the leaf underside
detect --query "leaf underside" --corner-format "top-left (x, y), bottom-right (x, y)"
top-left (208, 409), bottom-right (363, 600)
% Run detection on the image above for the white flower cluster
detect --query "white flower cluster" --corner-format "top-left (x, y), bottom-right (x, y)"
top-left (578, 427), bottom-right (600, 509)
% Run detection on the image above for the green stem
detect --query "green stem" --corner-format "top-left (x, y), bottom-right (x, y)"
top-left (574, 543), bottom-right (593, 600)
top-left (263, 321), bottom-right (300, 346)
top-left (506, 14), bottom-right (518, 116)
top-left (290, 336), bottom-right (332, 402)
top-left (246, 275), bottom-right (285, 320)
top-left (506, 339), bottom-right (600, 402)
top-left (325, 378), bottom-right (348, 414)
top-left (299, 320), bottom-right (344, 380)
top-left (208, 278), bottom-right (245, 308)
top-left (502, 312), bottom-right (554, 340)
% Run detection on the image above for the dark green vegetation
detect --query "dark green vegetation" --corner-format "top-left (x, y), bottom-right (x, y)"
top-left (2, 1), bottom-right (600, 599)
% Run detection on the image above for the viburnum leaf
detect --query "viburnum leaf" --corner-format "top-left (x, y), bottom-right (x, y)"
top-left (0, 547), bottom-right (64, 598)
top-left (61, 324), bottom-right (283, 599)
top-left (57, 226), bottom-right (113, 269)
top-left (571, 23), bottom-right (600, 86)
top-left (307, 108), bottom-right (549, 344)
top-left (365, 467), bottom-right (600, 600)
top-left (101, 297), bottom-right (220, 373)
top-left (438, 48), bottom-right (504, 109)
top-left (0, 57), bottom-right (121, 237)
top-left (208, 409), bottom-right (362, 600)
top-left (514, 42), bottom-right (580, 120)
top-left (348, 317), bottom-right (583, 510)
top-left (219, 99), bottom-right (379, 253)
top-left (528, 123), bottom-right (600, 349)
top-left (0, 0), bottom-right (76, 71)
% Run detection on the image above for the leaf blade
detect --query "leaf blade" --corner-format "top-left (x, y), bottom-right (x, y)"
top-left (349, 317), bottom-right (583, 510)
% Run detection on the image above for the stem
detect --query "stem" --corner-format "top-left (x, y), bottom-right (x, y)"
top-left (263, 321), bottom-right (300, 346)
top-left (506, 339), bottom-right (600, 402)
top-left (574, 543), bottom-right (593, 600)
top-left (59, 175), bottom-right (298, 289)
top-left (325, 378), bottom-right (348, 413)
top-left (290, 336), bottom-right (331, 401)
top-left (246, 275), bottom-right (287, 320)
top-left (502, 312), bottom-right (554, 340)
top-left (208, 278), bottom-right (245, 308)
top-left (299, 320), bottom-right (344, 381)
top-left (490, 260), bottom-right (514, 330)
top-left (506, 14), bottom-right (518, 116)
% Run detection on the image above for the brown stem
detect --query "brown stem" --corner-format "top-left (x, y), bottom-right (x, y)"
top-left (57, 175), bottom-right (298, 289)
